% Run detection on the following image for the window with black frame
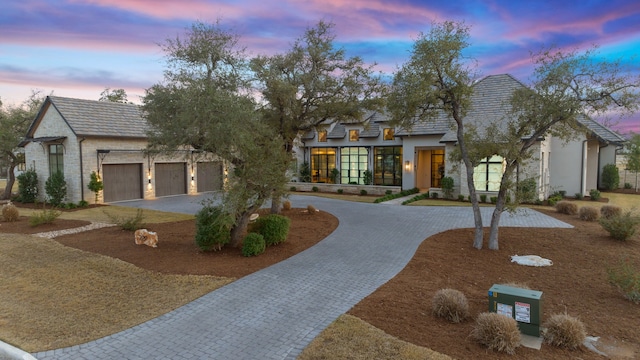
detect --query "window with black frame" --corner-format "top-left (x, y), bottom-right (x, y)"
top-left (49, 144), bottom-right (64, 175)
top-left (374, 146), bottom-right (402, 185)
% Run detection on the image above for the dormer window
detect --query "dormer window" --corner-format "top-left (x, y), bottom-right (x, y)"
top-left (383, 128), bottom-right (395, 141)
top-left (318, 129), bottom-right (327, 142)
top-left (349, 129), bottom-right (359, 142)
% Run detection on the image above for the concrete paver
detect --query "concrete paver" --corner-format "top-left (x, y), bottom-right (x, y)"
top-left (33, 194), bottom-right (571, 359)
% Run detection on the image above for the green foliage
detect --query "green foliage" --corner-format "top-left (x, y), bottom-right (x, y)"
top-left (2, 202), bottom-right (20, 222)
top-left (440, 176), bottom-right (454, 199)
top-left (479, 194), bottom-right (487, 203)
top-left (374, 187), bottom-right (419, 203)
top-left (195, 205), bottom-right (232, 251)
top-left (78, 200), bottom-right (89, 208)
top-left (547, 193), bottom-right (563, 206)
top-left (599, 210), bottom-right (640, 241)
top-left (360, 189), bottom-right (368, 196)
top-left (45, 171), bottom-right (67, 206)
top-left (458, 194), bottom-right (465, 201)
top-left (626, 134), bottom-right (640, 174)
top-left (607, 257), bottom-right (640, 304)
top-left (241, 233), bottom-right (266, 257)
top-left (329, 168), bottom-right (340, 184)
top-left (430, 192), bottom-right (438, 199)
top-left (64, 202), bottom-right (77, 209)
top-left (589, 189), bottom-right (601, 201)
top-left (290, 186), bottom-right (297, 192)
top-left (299, 162), bottom-right (311, 183)
top-left (402, 192), bottom-right (430, 205)
top-left (601, 164), bottom-right (620, 191)
top-left (253, 214), bottom-right (291, 246)
top-left (363, 170), bottom-right (373, 185)
top-left (516, 178), bottom-right (538, 203)
top-left (574, 193), bottom-right (584, 200)
top-left (16, 169), bottom-right (38, 203)
top-left (337, 189), bottom-right (343, 194)
top-left (385, 190), bottom-right (393, 195)
top-left (29, 209), bottom-right (61, 227)
top-left (87, 171), bottom-right (104, 204)
top-left (99, 88), bottom-right (128, 103)
top-left (104, 208), bottom-right (146, 231)
top-left (490, 196), bottom-right (497, 204)
top-left (625, 183), bottom-right (632, 189)
top-left (312, 186), bottom-right (319, 192)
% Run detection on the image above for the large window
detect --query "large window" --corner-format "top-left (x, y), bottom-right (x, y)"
top-left (310, 148), bottom-right (337, 183)
top-left (49, 144), bottom-right (64, 175)
top-left (431, 149), bottom-right (445, 188)
top-left (474, 155), bottom-right (504, 191)
top-left (340, 147), bottom-right (368, 184)
top-left (374, 147), bottom-right (402, 186)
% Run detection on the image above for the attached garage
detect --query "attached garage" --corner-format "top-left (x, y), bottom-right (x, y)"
top-left (197, 161), bottom-right (223, 192)
top-left (102, 164), bottom-right (143, 202)
top-left (155, 162), bottom-right (187, 197)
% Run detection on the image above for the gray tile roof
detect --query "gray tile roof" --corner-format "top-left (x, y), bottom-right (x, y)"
top-left (577, 115), bottom-right (627, 145)
top-left (327, 124), bottom-right (346, 139)
top-left (359, 124), bottom-right (380, 138)
top-left (40, 96), bottom-right (147, 138)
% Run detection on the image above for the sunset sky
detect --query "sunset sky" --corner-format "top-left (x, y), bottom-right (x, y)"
top-left (1, 0), bottom-right (639, 133)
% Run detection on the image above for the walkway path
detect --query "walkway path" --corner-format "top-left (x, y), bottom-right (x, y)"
top-left (34, 195), bottom-right (571, 360)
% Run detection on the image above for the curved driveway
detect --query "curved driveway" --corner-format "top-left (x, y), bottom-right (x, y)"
top-left (34, 194), bottom-right (571, 360)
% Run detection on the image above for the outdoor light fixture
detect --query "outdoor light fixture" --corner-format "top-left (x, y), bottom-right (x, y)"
top-left (405, 160), bottom-right (411, 171)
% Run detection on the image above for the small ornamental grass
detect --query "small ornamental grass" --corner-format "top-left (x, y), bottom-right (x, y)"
top-left (307, 204), bottom-right (317, 214)
top-left (2, 202), bottom-right (20, 222)
top-left (241, 233), bottom-right (266, 257)
top-left (253, 214), bottom-right (291, 246)
top-left (471, 313), bottom-right (521, 355)
top-left (555, 201), bottom-right (578, 215)
top-left (600, 205), bottom-right (622, 219)
top-left (599, 210), bottom-right (640, 241)
top-left (578, 206), bottom-right (599, 222)
top-left (607, 257), bottom-right (640, 304)
top-left (104, 208), bottom-right (146, 231)
top-left (282, 200), bottom-right (292, 211)
top-left (431, 288), bottom-right (469, 323)
top-left (542, 313), bottom-right (586, 350)
top-left (29, 209), bottom-right (61, 227)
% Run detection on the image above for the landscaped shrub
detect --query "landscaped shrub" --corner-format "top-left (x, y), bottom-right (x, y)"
top-left (574, 193), bottom-right (583, 200)
top-left (253, 214), bottom-right (291, 246)
top-left (490, 196), bottom-right (498, 204)
top-left (542, 313), bottom-right (586, 350)
top-left (555, 201), bottom-right (578, 215)
top-left (471, 312), bottom-right (521, 354)
top-left (374, 187), bottom-right (419, 203)
top-left (87, 171), bottom-right (104, 204)
top-left (312, 186), bottom-right (319, 192)
top-left (194, 205), bottom-right (232, 251)
top-left (458, 194), bottom-right (465, 201)
top-left (299, 162), bottom-right (311, 182)
top-left (104, 208), bottom-right (146, 231)
top-left (282, 200), bottom-right (292, 211)
top-left (337, 189), bottom-right (343, 194)
top-left (64, 202), bottom-right (77, 209)
top-left (16, 169), bottom-right (38, 203)
top-left (479, 194), bottom-right (487, 203)
top-left (2, 202), bottom-right (20, 222)
top-left (547, 193), bottom-right (563, 206)
top-left (607, 257), bottom-right (640, 304)
top-left (385, 189), bottom-right (392, 195)
top-left (441, 176), bottom-right (454, 199)
top-left (516, 178), bottom-right (538, 204)
top-left (431, 192), bottom-right (439, 199)
top-left (45, 171), bottom-right (67, 206)
top-left (78, 200), bottom-right (89, 207)
top-left (363, 170), bottom-right (373, 185)
top-left (360, 189), bottom-right (367, 196)
top-left (290, 186), bottom-right (297, 192)
top-left (241, 233), bottom-right (265, 257)
top-left (599, 210), bottom-right (640, 241)
top-left (624, 182), bottom-right (632, 189)
top-left (601, 163), bottom-right (620, 191)
top-left (600, 205), bottom-right (622, 219)
top-left (401, 192), bottom-right (430, 205)
top-left (29, 209), bottom-right (61, 227)
top-left (578, 206), bottom-right (599, 222)
top-left (589, 189), bottom-right (601, 201)
top-left (307, 204), bottom-right (317, 214)
top-left (432, 289), bottom-right (469, 323)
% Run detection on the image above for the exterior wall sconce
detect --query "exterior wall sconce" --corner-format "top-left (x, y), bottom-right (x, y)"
top-left (405, 160), bottom-right (411, 171)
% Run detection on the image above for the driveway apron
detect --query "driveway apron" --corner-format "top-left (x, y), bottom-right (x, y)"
top-left (34, 195), bottom-right (571, 360)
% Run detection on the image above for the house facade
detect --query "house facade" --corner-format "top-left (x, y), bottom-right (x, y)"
top-left (295, 74), bottom-right (626, 200)
top-left (22, 96), bottom-right (224, 204)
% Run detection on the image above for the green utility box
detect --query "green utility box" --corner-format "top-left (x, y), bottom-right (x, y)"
top-left (488, 284), bottom-right (543, 337)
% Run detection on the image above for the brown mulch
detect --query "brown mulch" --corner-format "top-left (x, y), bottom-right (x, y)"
top-left (3, 202), bottom-right (640, 359)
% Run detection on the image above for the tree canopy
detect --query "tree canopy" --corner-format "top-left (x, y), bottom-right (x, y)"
top-left (99, 88), bottom-right (129, 103)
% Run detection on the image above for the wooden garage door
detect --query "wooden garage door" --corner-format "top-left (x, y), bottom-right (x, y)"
top-left (102, 164), bottom-right (143, 202)
top-left (155, 163), bottom-right (187, 197)
top-left (197, 161), bottom-right (223, 192)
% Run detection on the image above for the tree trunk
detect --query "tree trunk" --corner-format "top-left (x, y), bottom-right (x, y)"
top-left (270, 193), bottom-right (281, 214)
top-left (1, 160), bottom-right (17, 200)
top-left (488, 189), bottom-right (507, 250)
top-left (455, 120), bottom-right (484, 249)
top-left (229, 210), bottom-right (253, 248)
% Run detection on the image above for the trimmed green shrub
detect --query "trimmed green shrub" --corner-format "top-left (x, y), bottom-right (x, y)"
top-left (441, 176), bottom-right (454, 199)
top-left (458, 194), bottom-right (465, 201)
top-left (574, 193), bottom-right (583, 200)
top-left (65, 202), bottom-right (77, 209)
top-left (299, 162), bottom-right (311, 182)
top-left (2, 202), bottom-right (20, 222)
top-left (290, 186), bottom-right (297, 192)
top-left (542, 314), bottom-right (586, 349)
top-left (337, 189), bottom-right (343, 194)
top-left (490, 196), bottom-right (497, 204)
top-left (599, 210), bottom-right (640, 241)
top-left (29, 209), bottom-right (61, 227)
top-left (516, 178), bottom-right (538, 204)
top-left (385, 189), bottom-right (393, 195)
top-left (624, 182), bottom-right (632, 189)
top-left (16, 169), bottom-right (38, 203)
top-left (601, 163), bottom-right (620, 191)
top-left (479, 194), bottom-right (487, 203)
top-left (579, 206), bottom-right (599, 222)
top-left (471, 312), bottom-right (521, 354)
top-left (242, 233), bottom-right (266, 257)
top-left (104, 208), bottom-right (145, 231)
top-left (431, 192), bottom-right (439, 199)
top-left (555, 201), bottom-right (578, 215)
top-left (194, 205), bottom-right (232, 251)
top-left (432, 289), bottom-right (469, 323)
top-left (547, 193), bottom-right (563, 206)
top-left (374, 187), bottom-right (419, 203)
top-left (78, 200), bottom-right (89, 207)
top-left (600, 205), bottom-right (622, 219)
top-left (360, 189), bottom-right (367, 196)
top-left (589, 189), bottom-right (601, 201)
top-left (607, 257), bottom-right (640, 304)
top-left (329, 168), bottom-right (340, 184)
top-left (401, 192), bottom-right (430, 205)
top-left (45, 171), bottom-right (67, 206)
top-left (312, 186), bottom-right (319, 192)
top-left (253, 214), bottom-right (291, 246)
top-left (363, 170), bottom-right (373, 185)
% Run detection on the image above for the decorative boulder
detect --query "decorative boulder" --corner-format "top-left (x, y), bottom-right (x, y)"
top-left (134, 229), bottom-right (158, 248)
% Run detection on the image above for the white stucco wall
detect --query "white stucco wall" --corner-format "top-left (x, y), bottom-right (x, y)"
top-left (400, 135), bottom-right (445, 190)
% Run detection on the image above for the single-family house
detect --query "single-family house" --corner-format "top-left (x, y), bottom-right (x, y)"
top-left (21, 96), bottom-right (224, 204)
top-left (296, 74), bottom-right (626, 199)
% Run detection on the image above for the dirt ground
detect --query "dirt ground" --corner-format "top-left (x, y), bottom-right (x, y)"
top-left (3, 201), bottom-right (640, 359)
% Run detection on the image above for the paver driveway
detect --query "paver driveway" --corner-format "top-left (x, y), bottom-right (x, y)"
top-left (34, 194), bottom-right (571, 359)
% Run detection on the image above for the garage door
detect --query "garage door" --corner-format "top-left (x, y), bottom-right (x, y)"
top-left (197, 161), bottom-right (223, 192)
top-left (102, 164), bottom-right (143, 202)
top-left (155, 163), bottom-right (187, 197)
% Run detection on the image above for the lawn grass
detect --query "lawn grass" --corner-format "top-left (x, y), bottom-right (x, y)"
top-left (18, 205), bottom-right (194, 224)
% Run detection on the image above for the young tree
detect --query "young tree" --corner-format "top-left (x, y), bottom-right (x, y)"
top-left (626, 133), bottom-right (640, 191)
top-left (388, 21), bottom-right (485, 249)
top-left (0, 91), bottom-right (45, 200)
top-left (481, 47), bottom-right (640, 249)
top-left (250, 21), bottom-right (386, 213)
top-left (99, 88), bottom-right (129, 103)
top-left (142, 21), bottom-right (289, 247)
